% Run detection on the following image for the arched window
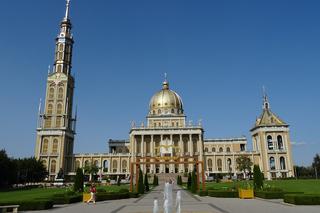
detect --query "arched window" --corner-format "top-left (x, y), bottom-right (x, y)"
top-left (44, 117), bottom-right (52, 128)
top-left (56, 117), bottom-right (62, 127)
top-left (217, 159), bottom-right (222, 171)
top-left (204, 147), bottom-right (208, 152)
top-left (58, 43), bottom-right (64, 51)
top-left (47, 104), bottom-right (53, 114)
top-left (103, 160), bottom-right (109, 172)
top-left (171, 109), bottom-right (175, 113)
top-left (153, 110), bottom-right (155, 114)
top-left (57, 103), bottom-right (63, 114)
top-left (42, 139), bottom-right (49, 153)
top-left (280, 157), bottom-right (286, 170)
top-left (212, 147), bottom-right (216, 152)
top-left (84, 160), bottom-right (89, 167)
top-left (270, 157), bottom-right (275, 170)
top-left (50, 160), bottom-right (56, 173)
top-left (208, 159), bottom-right (213, 171)
top-left (52, 139), bottom-right (58, 153)
top-left (227, 158), bottom-right (232, 171)
top-left (154, 123), bottom-right (157, 127)
top-left (94, 160), bottom-right (99, 167)
top-left (219, 147), bottom-right (223, 153)
top-left (75, 160), bottom-right (80, 169)
top-left (226, 147), bottom-right (231, 152)
top-left (49, 88), bottom-right (55, 99)
top-left (122, 160), bottom-right (127, 170)
top-left (158, 109), bottom-right (161, 114)
top-left (58, 87), bottom-right (64, 99)
top-left (112, 160), bottom-right (118, 172)
top-left (267, 135), bottom-right (273, 150)
top-left (277, 135), bottom-right (284, 150)
top-left (176, 122), bottom-right (179, 127)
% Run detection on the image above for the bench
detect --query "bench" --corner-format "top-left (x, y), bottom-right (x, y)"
top-left (0, 205), bottom-right (19, 213)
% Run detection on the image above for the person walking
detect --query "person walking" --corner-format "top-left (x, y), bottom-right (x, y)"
top-left (87, 183), bottom-right (97, 204)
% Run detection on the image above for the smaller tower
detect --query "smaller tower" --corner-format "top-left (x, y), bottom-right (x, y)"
top-left (250, 90), bottom-right (294, 180)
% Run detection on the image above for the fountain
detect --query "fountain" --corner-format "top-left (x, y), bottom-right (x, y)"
top-left (153, 178), bottom-right (181, 213)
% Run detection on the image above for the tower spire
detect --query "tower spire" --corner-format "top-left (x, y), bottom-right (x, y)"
top-left (64, 0), bottom-right (71, 21)
top-left (262, 86), bottom-right (270, 110)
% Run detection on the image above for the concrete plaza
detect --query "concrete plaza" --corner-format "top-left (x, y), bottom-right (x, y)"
top-left (28, 184), bottom-right (320, 213)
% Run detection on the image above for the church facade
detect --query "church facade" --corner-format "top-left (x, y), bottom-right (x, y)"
top-left (35, 1), bottom-right (294, 181)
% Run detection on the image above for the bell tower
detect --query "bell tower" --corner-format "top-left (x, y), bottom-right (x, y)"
top-left (250, 90), bottom-right (294, 180)
top-left (35, 0), bottom-right (76, 180)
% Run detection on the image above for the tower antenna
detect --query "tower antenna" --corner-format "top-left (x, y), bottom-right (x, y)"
top-left (64, 0), bottom-right (71, 20)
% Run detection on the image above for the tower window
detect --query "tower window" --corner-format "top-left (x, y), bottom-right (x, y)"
top-left (58, 87), bottom-right (64, 99)
top-left (52, 139), bottom-right (58, 153)
top-left (280, 157), bottom-right (286, 170)
top-left (44, 117), bottom-right (52, 128)
top-left (42, 139), bottom-right (49, 153)
top-left (50, 160), bottom-right (56, 173)
top-left (58, 43), bottom-right (64, 51)
top-left (47, 104), bottom-right (53, 114)
top-left (277, 135), bottom-right (284, 150)
top-left (267, 135), bottom-right (274, 150)
top-left (56, 117), bottom-right (62, 127)
top-left (57, 103), bottom-right (63, 114)
top-left (270, 157), bottom-right (275, 170)
top-left (49, 88), bottom-right (55, 99)
top-left (57, 65), bottom-right (62, 73)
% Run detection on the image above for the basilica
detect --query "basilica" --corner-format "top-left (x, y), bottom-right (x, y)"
top-left (34, 0), bottom-right (294, 182)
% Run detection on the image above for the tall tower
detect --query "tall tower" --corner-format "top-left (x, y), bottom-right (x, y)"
top-left (35, 0), bottom-right (76, 180)
top-left (250, 91), bottom-right (294, 180)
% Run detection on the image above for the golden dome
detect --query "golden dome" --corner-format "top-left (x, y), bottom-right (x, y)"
top-left (149, 80), bottom-right (184, 116)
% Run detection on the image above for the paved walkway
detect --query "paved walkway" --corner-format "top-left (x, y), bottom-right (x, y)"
top-left (27, 184), bottom-right (320, 213)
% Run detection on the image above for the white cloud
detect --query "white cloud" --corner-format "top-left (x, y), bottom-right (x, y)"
top-left (291, 141), bottom-right (307, 146)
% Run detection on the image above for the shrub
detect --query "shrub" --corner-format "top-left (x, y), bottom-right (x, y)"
top-left (208, 190), bottom-right (238, 198)
top-left (187, 173), bottom-right (192, 190)
top-left (284, 194), bottom-right (320, 205)
top-left (119, 188), bottom-right (129, 193)
top-left (144, 173), bottom-right (150, 192)
top-left (253, 165), bottom-right (263, 191)
top-left (97, 188), bottom-right (106, 193)
top-left (191, 170), bottom-right (197, 193)
top-left (73, 168), bottom-right (84, 192)
top-left (138, 169), bottom-right (144, 194)
top-left (0, 199), bottom-right (54, 211)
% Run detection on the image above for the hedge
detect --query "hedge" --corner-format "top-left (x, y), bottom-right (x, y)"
top-left (52, 193), bottom-right (82, 204)
top-left (198, 190), bottom-right (208, 196)
top-left (284, 194), bottom-right (320, 205)
top-left (96, 192), bottom-right (130, 201)
top-left (255, 191), bottom-right (304, 199)
top-left (208, 190), bottom-right (238, 198)
top-left (0, 199), bottom-right (53, 211)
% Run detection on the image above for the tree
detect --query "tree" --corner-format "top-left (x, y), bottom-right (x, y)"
top-left (138, 169), bottom-right (144, 194)
top-left (312, 154), bottom-right (320, 178)
top-left (191, 170), bottom-right (197, 193)
top-left (117, 176), bottom-right (121, 186)
top-left (84, 164), bottom-right (99, 181)
top-left (236, 156), bottom-right (253, 179)
top-left (73, 168), bottom-right (84, 192)
top-left (0, 150), bottom-right (16, 188)
top-left (144, 173), bottom-right (149, 192)
top-left (187, 172), bottom-right (192, 189)
top-left (253, 165), bottom-right (263, 190)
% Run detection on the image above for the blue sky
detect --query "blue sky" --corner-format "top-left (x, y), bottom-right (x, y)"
top-left (0, 0), bottom-right (319, 166)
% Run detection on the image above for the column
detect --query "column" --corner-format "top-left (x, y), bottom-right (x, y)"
top-left (151, 135), bottom-right (154, 157)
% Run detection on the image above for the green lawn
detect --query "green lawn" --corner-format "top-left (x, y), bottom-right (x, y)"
top-left (204, 179), bottom-right (320, 194)
top-left (0, 188), bottom-right (66, 202)
top-left (0, 184), bottom-right (130, 203)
